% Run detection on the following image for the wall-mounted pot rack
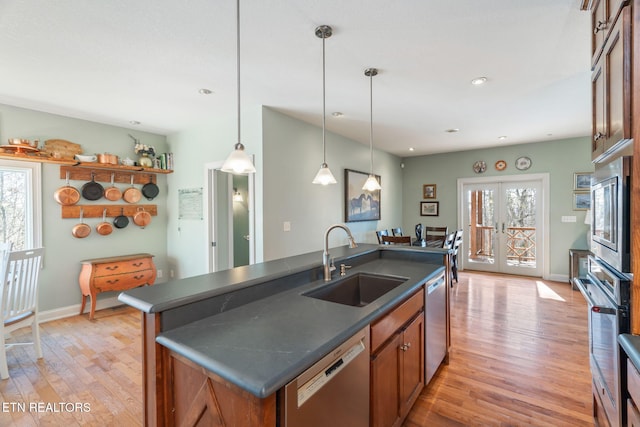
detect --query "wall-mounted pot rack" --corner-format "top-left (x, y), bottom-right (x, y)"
top-left (61, 204), bottom-right (157, 219)
top-left (60, 165), bottom-right (169, 185)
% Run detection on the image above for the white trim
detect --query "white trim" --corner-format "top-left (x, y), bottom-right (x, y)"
top-left (457, 173), bottom-right (550, 279)
top-left (38, 296), bottom-right (122, 323)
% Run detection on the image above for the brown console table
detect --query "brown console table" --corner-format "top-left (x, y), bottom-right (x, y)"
top-left (79, 253), bottom-right (156, 319)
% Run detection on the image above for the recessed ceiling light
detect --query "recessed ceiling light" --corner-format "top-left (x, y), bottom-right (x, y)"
top-left (445, 128), bottom-right (460, 133)
top-left (409, 147), bottom-right (415, 151)
top-left (129, 120), bottom-right (141, 125)
top-left (471, 77), bottom-right (488, 85)
top-left (498, 135), bottom-right (507, 140)
top-left (198, 88), bottom-right (213, 95)
top-left (332, 112), bottom-right (344, 117)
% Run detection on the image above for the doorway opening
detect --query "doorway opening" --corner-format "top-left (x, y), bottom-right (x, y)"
top-left (205, 161), bottom-right (255, 273)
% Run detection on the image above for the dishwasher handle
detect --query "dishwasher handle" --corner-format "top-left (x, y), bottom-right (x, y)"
top-left (427, 272), bottom-right (446, 294)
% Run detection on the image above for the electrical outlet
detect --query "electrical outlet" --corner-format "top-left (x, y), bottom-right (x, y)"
top-left (170, 269), bottom-right (175, 278)
top-left (283, 221), bottom-right (291, 232)
top-left (157, 269), bottom-right (163, 278)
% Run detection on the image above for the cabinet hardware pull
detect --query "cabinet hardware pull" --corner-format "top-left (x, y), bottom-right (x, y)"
top-left (593, 132), bottom-right (604, 142)
top-left (133, 275), bottom-right (144, 280)
top-left (400, 343), bottom-right (411, 351)
top-left (106, 266), bottom-right (119, 271)
top-left (594, 20), bottom-right (607, 34)
top-left (106, 279), bottom-right (119, 284)
top-left (132, 262), bottom-right (143, 267)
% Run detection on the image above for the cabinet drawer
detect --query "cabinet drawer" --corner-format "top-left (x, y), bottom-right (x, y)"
top-left (93, 270), bottom-right (155, 292)
top-left (628, 359), bottom-right (640, 406)
top-left (371, 288), bottom-right (424, 353)
top-left (93, 258), bottom-right (154, 276)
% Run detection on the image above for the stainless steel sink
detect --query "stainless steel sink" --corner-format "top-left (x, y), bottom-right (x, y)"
top-left (303, 273), bottom-right (407, 307)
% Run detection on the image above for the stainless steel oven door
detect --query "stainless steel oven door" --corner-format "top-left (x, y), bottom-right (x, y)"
top-left (576, 277), bottom-right (626, 427)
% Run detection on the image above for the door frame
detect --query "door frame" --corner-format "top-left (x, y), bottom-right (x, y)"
top-left (204, 160), bottom-right (256, 273)
top-left (457, 173), bottom-right (550, 279)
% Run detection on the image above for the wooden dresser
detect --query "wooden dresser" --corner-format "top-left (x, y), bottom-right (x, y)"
top-left (79, 253), bottom-right (156, 320)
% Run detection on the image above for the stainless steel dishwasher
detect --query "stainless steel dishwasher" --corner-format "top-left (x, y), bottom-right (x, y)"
top-left (282, 326), bottom-right (370, 427)
top-left (425, 271), bottom-right (447, 384)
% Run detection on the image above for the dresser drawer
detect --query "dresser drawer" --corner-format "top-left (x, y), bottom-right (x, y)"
top-left (93, 257), bottom-right (154, 276)
top-left (93, 269), bottom-right (155, 292)
top-left (628, 359), bottom-right (640, 407)
top-left (371, 287), bottom-right (424, 353)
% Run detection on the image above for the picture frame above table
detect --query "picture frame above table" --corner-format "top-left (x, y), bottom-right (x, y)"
top-left (420, 201), bottom-right (439, 216)
top-left (423, 184), bottom-right (436, 199)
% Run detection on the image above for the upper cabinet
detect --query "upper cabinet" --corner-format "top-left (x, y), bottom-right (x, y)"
top-left (591, 0), bottom-right (632, 161)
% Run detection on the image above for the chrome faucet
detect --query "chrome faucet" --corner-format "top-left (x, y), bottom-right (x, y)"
top-left (323, 224), bottom-right (358, 281)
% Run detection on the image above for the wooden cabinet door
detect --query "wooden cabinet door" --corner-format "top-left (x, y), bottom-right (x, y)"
top-left (602, 5), bottom-right (631, 153)
top-left (591, 0), bottom-right (607, 66)
top-left (399, 313), bottom-right (425, 417)
top-left (592, 61), bottom-right (606, 158)
top-left (371, 333), bottom-right (401, 427)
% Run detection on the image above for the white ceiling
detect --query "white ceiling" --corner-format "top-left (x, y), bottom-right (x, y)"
top-left (0, 0), bottom-right (591, 157)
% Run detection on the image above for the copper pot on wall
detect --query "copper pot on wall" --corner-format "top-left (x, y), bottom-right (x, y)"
top-left (96, 210), bottom-right (113, 236)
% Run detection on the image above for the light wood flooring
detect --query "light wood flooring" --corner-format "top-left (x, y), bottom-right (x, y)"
top-left (0, 272), bottom-right (592, 426)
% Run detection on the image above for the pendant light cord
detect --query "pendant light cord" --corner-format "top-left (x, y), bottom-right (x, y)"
top-left (236, 0), bottom-right (241, 147)
top-left (369, 71), bottom-right (373, 173)
top-left (322, 34), bottom-right (327, 164)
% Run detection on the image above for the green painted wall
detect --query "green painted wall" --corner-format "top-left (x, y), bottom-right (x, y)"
top-left (401, 136), bottom-right (593, 279)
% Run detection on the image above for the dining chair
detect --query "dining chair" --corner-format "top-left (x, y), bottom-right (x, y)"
top-left (0, 247), bottom-right (45, 379)
top-left (450, 230), bottom-right (463, 284)
top-left (381, 235), bottom-right (412, 245)
top-left (424, 226), bottom-right (449, 248)
top-left (391, 227), bottom-right (403, 237)
top-left (443, 231), bottom-right (456, 249)
top-left (376, 230), bottom-right (390, 244)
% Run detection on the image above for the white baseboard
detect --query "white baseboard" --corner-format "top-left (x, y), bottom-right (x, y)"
top-left (547, 273), bottom-right (569, 283)
top-left (38, 296), bottom-right (124, 323)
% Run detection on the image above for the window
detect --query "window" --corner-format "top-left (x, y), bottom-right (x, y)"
top-left (0, 160), bottom-right (42, 250)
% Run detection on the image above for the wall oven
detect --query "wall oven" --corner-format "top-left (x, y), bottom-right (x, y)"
top-left (590, 155), bottom-right (631, 273)
top-left (575, 256), bottom-right (631, 427)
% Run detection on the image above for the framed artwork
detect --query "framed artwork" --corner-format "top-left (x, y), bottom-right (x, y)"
top-left (420, 201), bottom-right (439, 216)
top-left (423, 184), bottom-right (436, 199)
top-left (573, 192), bottom-right (590, 211)
top-left (574, 172), bottom-right (592, 190)
top-left (344, 169), bottom-right (381, 222)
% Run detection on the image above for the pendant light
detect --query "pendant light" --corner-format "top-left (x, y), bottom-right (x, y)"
top-left (362, 68), bottom-right (382, 191)
top-left (312, 25), bottom-right (337, 185)
top-left (221, 0), bottom-right (256, 174)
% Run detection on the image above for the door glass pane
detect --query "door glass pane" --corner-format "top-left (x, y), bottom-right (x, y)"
top-left (505, 187), bottom-right (537, 268)
top-left (467, 189), bottom-right (495, 265)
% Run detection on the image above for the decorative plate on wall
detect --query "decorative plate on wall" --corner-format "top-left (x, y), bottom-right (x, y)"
top-left (515, 156), bottom-right (532, 170)
top-left (495, 160), bottom-right (507, 171)
top-left (473, 161), bottom-right (487, 174)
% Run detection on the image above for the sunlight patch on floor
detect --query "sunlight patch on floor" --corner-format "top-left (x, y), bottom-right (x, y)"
top-left (536, 281), bottom-right (566, 302)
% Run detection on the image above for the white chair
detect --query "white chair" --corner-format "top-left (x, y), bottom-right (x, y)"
top-left (0, 247), bottom-right (44, 379)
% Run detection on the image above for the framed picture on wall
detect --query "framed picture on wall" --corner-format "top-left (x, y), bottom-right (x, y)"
top-left (574, 172), bottom-right (592, 190)
top-left (423, 184), bottom-right (436, 199)
top-left (573, 192), bottom-right (590, 211)
top-left (344, 169), bottom-right (381, 222)
top-left (420, 201), bottom-right (439, 216)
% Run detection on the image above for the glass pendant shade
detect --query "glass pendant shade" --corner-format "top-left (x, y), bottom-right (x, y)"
top-left (221, 142), bottom-right (256, 174)
top-left (362, 174), bottom-right (381, 191)
top-left (312, 163), bottom-right (337, 185)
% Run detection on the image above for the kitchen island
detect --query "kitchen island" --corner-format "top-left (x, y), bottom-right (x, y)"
top-left (119, 243), bottom-right (450, 426)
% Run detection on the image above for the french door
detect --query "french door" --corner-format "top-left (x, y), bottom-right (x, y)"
top-left (459, 175), bottom-right (547, 277)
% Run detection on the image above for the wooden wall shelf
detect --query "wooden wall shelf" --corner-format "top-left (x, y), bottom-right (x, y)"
top-left (60, 165), bottom-right (166, 185)
top-left (62, 204), bottom-right (157, 219)
top-left (0, 152), bottom-right (77, 165)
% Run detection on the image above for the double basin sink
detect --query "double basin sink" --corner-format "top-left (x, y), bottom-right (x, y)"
top-left (303, 272), bottom-right (408, 307)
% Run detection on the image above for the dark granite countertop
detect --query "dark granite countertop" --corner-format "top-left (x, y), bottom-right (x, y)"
top-left (120, 244), bottom-right (447, 398)
top-left (619, 334), bottom-right (640, 370)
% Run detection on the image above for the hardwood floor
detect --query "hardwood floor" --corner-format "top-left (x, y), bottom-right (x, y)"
top-left (404, 271), bottom-right (593, 426)
top-left (0, 272), bottom-right (592, 426)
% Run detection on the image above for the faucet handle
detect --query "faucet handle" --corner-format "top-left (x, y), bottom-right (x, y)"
top-left (340, 264), bottom-right (352, 276)
top-left (329, 257), bottom-right (336, 272)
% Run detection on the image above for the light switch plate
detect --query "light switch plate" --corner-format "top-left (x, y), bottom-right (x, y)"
top-left (283, 221), bottom-right (291, 232)
top-left (561, 216), bottom-right (577, 223)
